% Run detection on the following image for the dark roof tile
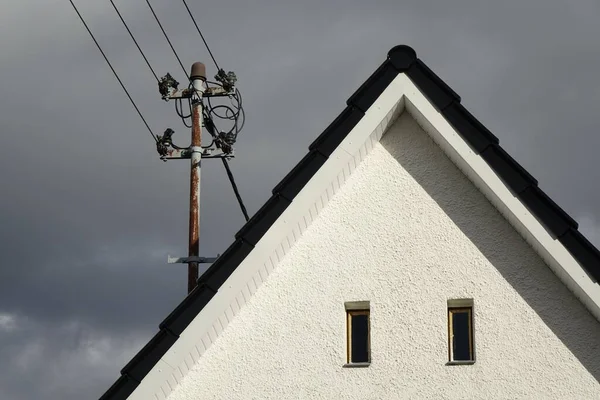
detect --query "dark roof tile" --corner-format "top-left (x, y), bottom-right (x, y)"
top-left (308, 106), bottom-right (364, 157)
top-left (406, 59), bottom-right (460, 111)
top-left (347, 61), bottom-right (399, 113)
top-left (235, 195), bottom-right (291, 246)
top-left (481, 144), bottom-right (538, 194)
top-left (443, 102), bottom-right (499, 153)
top-left (120, 329), bottom-right (178, 383)
top-left (519, 186), bottom-right (579, 237)
top-left (560, 229), bottom-right (600, 282)
top-left (198, 239), bottom-right (254, 291)
top-left (159, 285), bottom-right (217, 336)
top-left (273, 150), bottom-right (327, 202)
top-left (387, 45), bottom-right (418, 71)
top-left (99, 376), bottom-right (138, 400)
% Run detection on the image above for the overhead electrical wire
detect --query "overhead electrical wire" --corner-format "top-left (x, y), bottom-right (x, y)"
top-left (176, 96), bottom-right (192, 128)
top-left (109, 0), bottom-right (159, 82)
top-left (144, 0), bottom-right (189, 80)
top-left (221, 158), bottom-right (250, 222)
top-left (180, 0), bottom-right (220, 71)
top-left (68, 0), bottom-right (158, 142)
top-left (202, 108), bottom-right (248, 222)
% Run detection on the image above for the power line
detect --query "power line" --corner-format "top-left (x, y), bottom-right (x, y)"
top-left (109, 0), bottom-right (159, 82)
top-left (174, 2), bottom-right (248, 221)
top-left (221, 158), bottom-right (250, 222)
top-left (180, 0), bottom-right (220, 71)
top-left (144, 0), bottom-right (189, 80)
top-left (165, 1), bottom-right (249, 222)
top-left (68, 0), bottom-right (158, 142)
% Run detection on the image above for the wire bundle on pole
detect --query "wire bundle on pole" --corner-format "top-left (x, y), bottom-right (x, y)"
top-left (205, 87), bottom-right (245, 141)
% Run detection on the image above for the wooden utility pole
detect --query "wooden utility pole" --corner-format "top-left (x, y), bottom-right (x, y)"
top-left (158, 63), bottom-right (238, 294)
top-left (187, 62), bottom-right (206, 293)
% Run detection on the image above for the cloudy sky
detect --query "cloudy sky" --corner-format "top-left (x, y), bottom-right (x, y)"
top-left (1, 0), bottom-right (599, 398)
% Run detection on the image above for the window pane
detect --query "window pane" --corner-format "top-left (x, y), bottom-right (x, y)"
top-left (351, 314), bottom-right (369, 362)
top-left (452, 311), bottom-right (471, 361)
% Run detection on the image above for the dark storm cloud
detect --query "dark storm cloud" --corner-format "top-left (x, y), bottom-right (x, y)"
top-left (0, 0), bottom-right (598, 399)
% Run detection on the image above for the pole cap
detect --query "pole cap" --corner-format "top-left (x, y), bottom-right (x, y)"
top-left (190, 62), bottom-right (206, 81)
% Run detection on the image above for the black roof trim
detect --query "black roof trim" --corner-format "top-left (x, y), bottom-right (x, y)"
top-left (308, 106), bottom-right (364, 157)
top-left (519, 186), bottom-right (579, 237)
top-left (99, 44), bottom-right (600, 399)
top-left (406, 59), bottom-right (461, 111)
top-left (481, 144), bottom-right (538, 194)
top-left (120, 329), bottom-right (178, 383)
top-left (347, 61), bottom-right (399, 112)
top-left (560, 229), bottom-right (600, 282)
top-left (235, 195), bottom-right (291, 246)
top-left (159, 285), bottom-right (217, 336)
top-left (443, 102), bottom-right (499, 153)
top-left (99, 375), bottom-right (139, 400)
top-left (198, 239), bottom-right (254, 291)
top-left (273, 150), bottom-right (328, 202)
top-left (387, 45), bottom-right (418, 71)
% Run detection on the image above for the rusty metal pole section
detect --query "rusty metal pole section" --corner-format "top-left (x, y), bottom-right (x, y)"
top-left (188, 62), bottom-right (206, 294)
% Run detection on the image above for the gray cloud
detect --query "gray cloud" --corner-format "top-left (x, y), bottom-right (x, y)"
top-left (1, 0), bottom-right (599, 399)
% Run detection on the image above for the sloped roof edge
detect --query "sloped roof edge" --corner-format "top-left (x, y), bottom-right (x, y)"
top-left (99, 45), bottom-right (600, 400)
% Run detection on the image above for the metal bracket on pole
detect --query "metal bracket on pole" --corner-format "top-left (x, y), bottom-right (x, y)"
top-left (159, 148), bottom-right (235, 161)
top-left (162, 86), bottom-right (230, 101)
top-left (167, 255), bottom-right (220, 264)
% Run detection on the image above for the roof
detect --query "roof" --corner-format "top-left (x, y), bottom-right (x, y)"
top-left (99, 45), bottom-right (600, 400)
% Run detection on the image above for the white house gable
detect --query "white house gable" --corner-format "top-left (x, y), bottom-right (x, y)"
top-left (99, 46), bottom-right (600, 400)
top-left (166, 112), bottom-right (600, 400)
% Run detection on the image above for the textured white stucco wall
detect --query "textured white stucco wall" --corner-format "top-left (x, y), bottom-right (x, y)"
top-left (167, 113), bottom-right (600, 400)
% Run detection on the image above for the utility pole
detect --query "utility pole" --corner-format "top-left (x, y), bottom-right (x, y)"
top-left (188, 62), bottom-right (206, 293)
top-left (156, 63), bottom-right (239, 294)
top-left (71, 0), bottom-right (245, 295)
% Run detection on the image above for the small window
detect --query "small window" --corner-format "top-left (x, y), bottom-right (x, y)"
top-left (448, 300), bottom-right (474, 363)
top-left (345, 302), bottom-right (370, 365)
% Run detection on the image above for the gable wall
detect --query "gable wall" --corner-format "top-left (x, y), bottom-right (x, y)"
top-left (167, 112), bottom-right (600, 400)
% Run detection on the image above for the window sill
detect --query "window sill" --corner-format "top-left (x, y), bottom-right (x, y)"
top-left (446, 360), bottom-right (475, 366)
top-left (343, 362), bottom-right (371, 368)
